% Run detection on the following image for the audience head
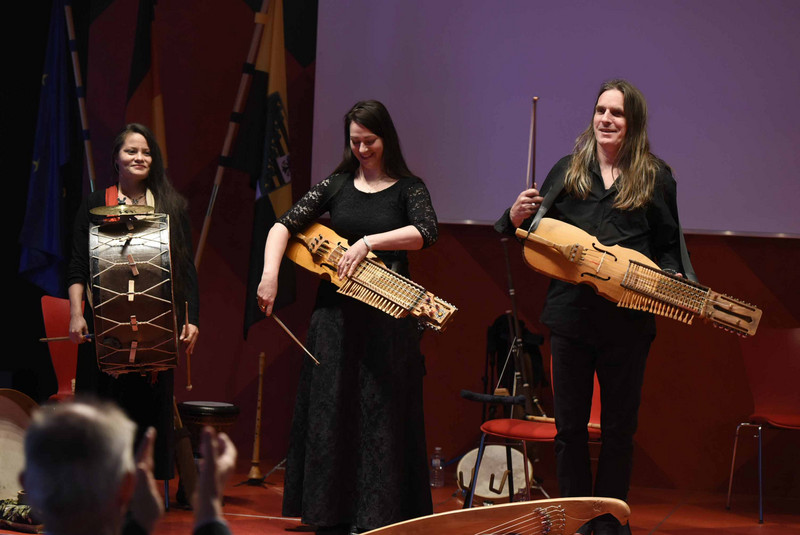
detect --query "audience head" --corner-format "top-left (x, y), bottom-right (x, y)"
top-left (21, 399), bottom-right (136, 535)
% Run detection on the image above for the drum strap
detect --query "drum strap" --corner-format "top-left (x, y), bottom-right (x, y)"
top-left (105, 184), bottom-right (119, 206)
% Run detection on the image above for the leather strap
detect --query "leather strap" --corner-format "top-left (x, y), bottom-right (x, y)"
top-left (526, 174), bottom-right (564, 234)
top-left (105, 184), bottom-right (119, 206)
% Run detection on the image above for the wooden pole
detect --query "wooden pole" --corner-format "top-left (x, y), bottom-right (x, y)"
top-left (193, 0), bottom-right (271, 268)
top-left (64, 2), bottom-right (97, 192)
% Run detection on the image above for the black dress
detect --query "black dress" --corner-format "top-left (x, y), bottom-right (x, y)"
top-left (67, 187), bottom-right (199, 480)
top-left (278, 174), bottom-right (437, 531)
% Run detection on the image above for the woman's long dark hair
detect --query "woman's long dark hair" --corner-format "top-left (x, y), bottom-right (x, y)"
top-left (111, 124), bottom-right (193, 314)
top-left (331, 100), bottom-right (416, 180)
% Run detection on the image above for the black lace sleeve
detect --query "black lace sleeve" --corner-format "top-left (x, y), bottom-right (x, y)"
top-left (404, 179), bottom-right (438, 248)
top-left (277, 177), bottom-right (334, 234)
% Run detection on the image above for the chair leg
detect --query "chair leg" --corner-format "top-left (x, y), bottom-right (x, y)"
top-left (504, 441), bottom-right (515, 501)
top-left (726, 422), bottom-right (765, 524)
top-left (520, 440), bottom-right (531, 501)
top-left (465, 433), bottom-right (487, 509)
top-left (520, 442), bottom-right (550, 500)
top-left (757, 425), bottom-right (763, 524)
top-left (726, 423), bottom-right (745, 509)
top-left (164, 480), bottom-right (169, 511)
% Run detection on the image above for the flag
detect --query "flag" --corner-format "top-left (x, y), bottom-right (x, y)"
top-left (125, 0), bottom-right (168, 161)
top-left (234, 0), bottom-right (296, 339)
top-left (19, 0), bottom-right (78, 297)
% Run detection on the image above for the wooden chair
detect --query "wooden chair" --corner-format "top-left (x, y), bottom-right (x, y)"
top-left (726, 327), bottom-right (800, 523)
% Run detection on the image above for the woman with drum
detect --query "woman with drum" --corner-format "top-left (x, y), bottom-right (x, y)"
top-left (67, 123), bottom-right (199, 480)
top-left (257, 100), bottom-right (437, 534)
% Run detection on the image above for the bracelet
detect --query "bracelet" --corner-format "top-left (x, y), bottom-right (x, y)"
top-left (362, 236), bottom-right (373, 251)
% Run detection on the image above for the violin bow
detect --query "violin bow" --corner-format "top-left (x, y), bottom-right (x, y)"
top-left (272, 314), bottom-right (321, 365)
top-left (523, 96), bottom-right (539, 240)
top-left (526, 96), bottom-right (539, 190)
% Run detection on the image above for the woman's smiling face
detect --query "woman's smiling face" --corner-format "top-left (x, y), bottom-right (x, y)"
top-left (115, 133), bottom-right (152, 182)
top-left (349, 122), bottom-right (384, 172)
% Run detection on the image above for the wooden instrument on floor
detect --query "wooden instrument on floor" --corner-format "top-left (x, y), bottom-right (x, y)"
top-left (516, 219), bottom-right (762, 336)
top-left (245, 352), bottom-right (266, 484)
top-left (362, 497), bottom-right (629, 535)
top-left (0, 390), bottom-right (38, 502)
top-left (286, 223), bottom-right (457, 331)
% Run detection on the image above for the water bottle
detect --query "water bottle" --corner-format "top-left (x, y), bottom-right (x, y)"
top-left (430, 446), bottom-right (444, 487)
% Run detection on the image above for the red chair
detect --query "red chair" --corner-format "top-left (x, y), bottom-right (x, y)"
top-left (465, 371), bottom-right (601, 507)
top-left (726, 327), bottom-right (800, 523)
top-left (41, 296), bottom-right (80, 401)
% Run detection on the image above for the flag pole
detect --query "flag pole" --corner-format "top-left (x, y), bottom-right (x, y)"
top-left (193, 0), bottom-right (271, 269)
top-left (64, 1), bottom-right (97, 192)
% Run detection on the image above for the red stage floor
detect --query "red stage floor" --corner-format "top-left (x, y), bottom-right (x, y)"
top-left (3, 467), bottom-right (798, 535)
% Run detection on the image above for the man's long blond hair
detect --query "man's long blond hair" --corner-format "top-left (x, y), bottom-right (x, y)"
top-left (565, 80), bottom-right (659, 210)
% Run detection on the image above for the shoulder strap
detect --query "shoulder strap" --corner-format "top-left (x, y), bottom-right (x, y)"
top-left (104, 184), bottom-right (119, 206)
top-left (526, 173), bottom-right (565, 233)
top-left (677, 224), bottom-right (697, 282)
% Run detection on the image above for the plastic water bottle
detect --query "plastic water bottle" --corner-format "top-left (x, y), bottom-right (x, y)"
top-left (430, 446), bottom-right (444, 487)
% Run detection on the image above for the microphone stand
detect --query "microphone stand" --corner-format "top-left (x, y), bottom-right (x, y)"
top-left (499, 238), bottom-right (546, 418)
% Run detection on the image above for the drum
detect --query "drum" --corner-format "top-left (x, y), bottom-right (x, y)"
top-left (89, 214), bottom-right (177, 375)
top-left (457, 445), bottom-right (534, 505)
top-left (178, 401), bottom-right (240, 456)
top-left (0, 389), bottom-right (38, 500)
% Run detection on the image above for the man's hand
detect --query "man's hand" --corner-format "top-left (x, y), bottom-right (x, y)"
top-left (129, 427), bottom-right (164, 533)
top-left (193, 427), bottom-right (237, 529)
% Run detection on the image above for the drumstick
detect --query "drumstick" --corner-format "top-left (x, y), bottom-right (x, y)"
top-left (272, 314), bottom-right (320, 365)
top-left (185, 301), bottom-right (193, 391)
top-left (40, 334), bottom-right (94, 342)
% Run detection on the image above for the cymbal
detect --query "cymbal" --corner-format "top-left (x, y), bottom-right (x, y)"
top-left (90, 204), bottom-right (155, 216)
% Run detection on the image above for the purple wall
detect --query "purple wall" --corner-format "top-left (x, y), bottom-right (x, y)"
top-left (313, 0), bottom-right (800, 235)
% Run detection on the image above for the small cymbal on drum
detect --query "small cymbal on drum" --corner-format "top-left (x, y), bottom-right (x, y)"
top-left (90, 204), bottom-right (155, 216)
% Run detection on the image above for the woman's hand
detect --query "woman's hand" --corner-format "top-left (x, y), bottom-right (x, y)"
top-left (180, 323), bottom-right (199, 356)
top-left (337, 237), bottom-right (370, 279)
top-left (69, 313), bottom-right (89, 344)
top-left (509, 188), bottom-right (544, 228)
top-left (257, 274), bottom-right (279, 316)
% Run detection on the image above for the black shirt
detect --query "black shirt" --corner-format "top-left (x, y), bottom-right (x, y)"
top-left (497, 154), bottom-right (685, 339)
top-left (540, 155), bottom-right (682, 271)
